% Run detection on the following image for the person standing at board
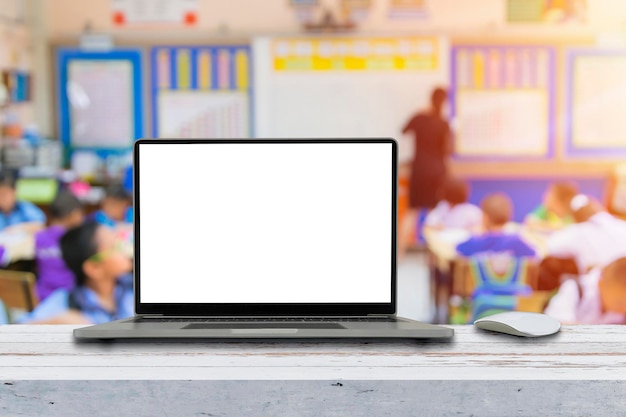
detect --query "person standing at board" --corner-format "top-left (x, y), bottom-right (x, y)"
top-left (399, 87), bottom-right (453, 260)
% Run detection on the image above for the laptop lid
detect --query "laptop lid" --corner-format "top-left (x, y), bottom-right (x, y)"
top-left (134, 139), bottom-right (397, 316)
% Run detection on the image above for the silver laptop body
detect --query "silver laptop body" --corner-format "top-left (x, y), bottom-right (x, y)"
top-left (74, 139), bottom-right (453, 340)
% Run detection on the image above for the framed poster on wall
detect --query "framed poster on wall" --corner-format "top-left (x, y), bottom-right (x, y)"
top-left (450, 45), bottom-right (556, 159)
top-left (56, 48), bottom-right (143, 162)
top-left (566, 49), bottom-right (626, 157)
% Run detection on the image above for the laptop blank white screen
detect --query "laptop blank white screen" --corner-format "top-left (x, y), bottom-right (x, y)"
top-left (138, 142), bottom-right (392, 304)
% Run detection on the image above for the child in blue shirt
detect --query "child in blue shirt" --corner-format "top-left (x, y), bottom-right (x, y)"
top-left (18, 221), bottom-right (133, 324)
top-left (93, 184), bottom-right (132, 228)
top-left (457, 193), bottom-right (536, 257)
top-left (0, 171), bottom-right (46, 232)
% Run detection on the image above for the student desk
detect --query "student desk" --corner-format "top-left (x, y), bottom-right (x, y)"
top-left (423, 225), bottom-right (550, 271)
top-left (0, 231), bottom-right (35, 264)
top-left (1, 325), bottom-right (625, 416)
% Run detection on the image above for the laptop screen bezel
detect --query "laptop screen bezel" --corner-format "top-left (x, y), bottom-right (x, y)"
top-left (133, 138), bottom-right (398, 316)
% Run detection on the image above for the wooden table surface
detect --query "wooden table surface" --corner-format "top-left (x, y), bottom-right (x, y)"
top-left (2, 324), bottom-right (625, 380)
top-left (2, 324), bottom-right (625, 416)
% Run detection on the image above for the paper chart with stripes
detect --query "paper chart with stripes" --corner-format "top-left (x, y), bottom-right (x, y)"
top-left (451, 45), bottom-right (555, 158)
top-left (151, 46), bottom-right (252, 138)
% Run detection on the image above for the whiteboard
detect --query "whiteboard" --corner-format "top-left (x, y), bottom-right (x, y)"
top-left (67, 60), bottom-right (134, 147)
top-left (456, 90), bottom-right (548, 156)
top-left (158, 90), bottom-right (249, 138)
top-left (572, 54), bottom-right (626, 149)
top-left (253, 37), bottom-right (448, 163)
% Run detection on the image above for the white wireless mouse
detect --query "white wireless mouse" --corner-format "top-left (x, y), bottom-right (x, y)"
top-left (474, 311), bottom-right (561, 337)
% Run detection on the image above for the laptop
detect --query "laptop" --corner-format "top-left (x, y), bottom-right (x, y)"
top-left (74, 138), bottom-right (453, 340)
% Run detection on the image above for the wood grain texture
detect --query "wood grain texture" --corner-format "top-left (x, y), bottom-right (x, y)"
top-left (1, 325), bottom-right (625, 380)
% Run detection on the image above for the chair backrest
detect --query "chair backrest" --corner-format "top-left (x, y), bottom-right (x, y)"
top-left (453, 255), bottom-right (539, 297)
top-left (0, 270), bottom-right (39, 318)
top-left (469, 255), bottom-right (534, 296)
top-left (452, 255), bottom-right (539, 323)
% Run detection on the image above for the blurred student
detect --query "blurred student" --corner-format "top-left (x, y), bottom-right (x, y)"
top-left (424, 177), bottom-right (482, 231)
top-left (0, 171), bottom-right (46, 233)
top-left (525, 182), bottom-right (578, 231)
top-left (399, 87), bottom-right (452, 259)
top-left (35, 190), bottom-right (84, 301)
top-left (598, 256), bottom-right (626, 316)
top-left (538, 194), bottom-right (626, 291)
top-left (456, 193), bottom-right (536, 257)
top-left (605, 163), bottom-right (626, 220)
top-left (93, 184), bottom-right (132, 228)
top-left (18, 221), bottom-right (133, 324)
top-left (544, 257), bottom-right (626, 324)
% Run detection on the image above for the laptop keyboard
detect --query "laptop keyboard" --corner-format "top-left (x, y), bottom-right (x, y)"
top-left (131, 317), bottom-right (398, 323)
top-left (183, 322), bottom-right (346, 330)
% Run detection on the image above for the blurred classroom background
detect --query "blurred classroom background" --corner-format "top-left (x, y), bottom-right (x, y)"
top-left (1, 0), bottom-right (626, 325)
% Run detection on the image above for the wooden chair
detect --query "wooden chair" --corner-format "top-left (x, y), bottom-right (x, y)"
top-left (0, 270), bottom-right (39, 323)
top-left (449, 256), bottom-right (549, 323)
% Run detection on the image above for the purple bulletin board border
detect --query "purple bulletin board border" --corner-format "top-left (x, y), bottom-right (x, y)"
top-left (449, 45), bottom-right (556, 161)
top-left (565, 48), bottom-right (626, 158)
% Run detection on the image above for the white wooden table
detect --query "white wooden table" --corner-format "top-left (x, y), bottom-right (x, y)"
top-left (1, 325), bottom-right (625, 416)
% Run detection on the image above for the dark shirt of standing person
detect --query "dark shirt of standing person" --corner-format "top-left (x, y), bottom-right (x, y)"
top-left (402, 87), bottom-right (452, 210)
top-left (398, 88), bottom-right (452, 261)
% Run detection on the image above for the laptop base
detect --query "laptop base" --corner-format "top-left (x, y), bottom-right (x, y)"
top-left (74, 316), bottom-right (454, 340)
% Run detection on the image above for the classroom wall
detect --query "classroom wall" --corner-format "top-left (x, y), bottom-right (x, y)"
top-left (0, 0), bottom-right (35, 128)
top-left (39, 0), bottom-right (626, 201)
top-left (44, 0), bottom-right (626, 38)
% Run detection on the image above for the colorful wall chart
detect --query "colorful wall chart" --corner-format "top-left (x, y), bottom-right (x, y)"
top-left (388, 0), bottom-right (428, 19)
top-left (271, 37), bottom-right (439, 71)
top-left (566, 49), bottom-right (626, 157)
top-left (507, 0), bottom-right (587, 23)
top-left (450, 45), bottom-right (555, 158)
top-left (151, 46), bottom-right (252, 138)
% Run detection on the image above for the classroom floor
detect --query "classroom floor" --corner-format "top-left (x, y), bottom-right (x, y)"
top-left (396, 252), bottom-right (433, 323)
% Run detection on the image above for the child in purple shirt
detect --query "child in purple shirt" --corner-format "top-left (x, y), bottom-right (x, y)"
top-left (35, 190), bottom-right (84, 301)
top-left (20, 221), bottom-right (133, 324)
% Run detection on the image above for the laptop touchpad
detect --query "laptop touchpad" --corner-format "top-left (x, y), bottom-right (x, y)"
top-left (183, 323), bottom-right (345, 330)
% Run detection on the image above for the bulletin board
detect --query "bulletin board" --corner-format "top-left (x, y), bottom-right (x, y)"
top-left (151, 46), bottom-right (253, 138)
top-left (56, 49), bottom-right (143, 158)
top-left (450, 45), bottom-right (556, 159)
top-left (253, 36), bottom-right (447, 162)
top-left (566, 49), bottom-right (626, 157)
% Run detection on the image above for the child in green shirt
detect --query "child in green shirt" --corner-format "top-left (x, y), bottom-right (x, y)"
top-left (525, 182), bottom-right (578, 232)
